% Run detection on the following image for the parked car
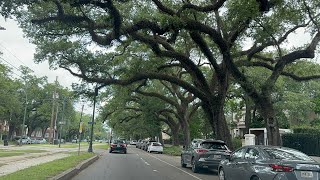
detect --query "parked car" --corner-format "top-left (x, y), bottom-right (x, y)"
top-left (143, 140), bottom-right (157, 151)
top-left (31, 138), bottom-right (38, 144)
top-left (218, 145), bottom-right (320, 180)
top-left (147, 142), bottom-right (163, 153)
top-left (109, 139), bottom-right (127, 154)
top-left (15, 136), bottom-right (31, 144)
top-left (71, 139), bottom-right (78, 143)
top-left (139, 140), bottom-right (147, 149)
top-left (181, 139), bottom-right (231, 173)
top-left (130, 140), bottom-right (137, 145)
top-left (136, 139), bottom-right (142, 148)
top-left (38, 138), bottom-right (47, 144)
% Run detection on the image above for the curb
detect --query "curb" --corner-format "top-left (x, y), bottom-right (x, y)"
top-left (49, 155), bottom-right (99, 180)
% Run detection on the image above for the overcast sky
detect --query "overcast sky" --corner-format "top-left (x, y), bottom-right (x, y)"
top-left (0, 17), bottom-right (94, 113)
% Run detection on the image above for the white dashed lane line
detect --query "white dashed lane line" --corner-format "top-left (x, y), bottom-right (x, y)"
top-left (145, 153), bottom-right (203, 180)
top-left (140, 157), bottom-right (150, 166)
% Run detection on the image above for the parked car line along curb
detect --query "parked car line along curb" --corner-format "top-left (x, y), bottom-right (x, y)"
top-left (49, 155), bottom-right (99, 180)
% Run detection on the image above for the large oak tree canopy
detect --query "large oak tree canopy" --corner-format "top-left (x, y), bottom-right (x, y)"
top-left (8, 0), bottom-right (320, 146)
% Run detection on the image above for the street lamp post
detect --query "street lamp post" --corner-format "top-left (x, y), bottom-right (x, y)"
top-left (88, 87), bottom-right (99, 153)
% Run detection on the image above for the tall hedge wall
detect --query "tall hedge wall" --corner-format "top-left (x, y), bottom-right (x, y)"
top-left (282, 133), bottom-right (320, 156)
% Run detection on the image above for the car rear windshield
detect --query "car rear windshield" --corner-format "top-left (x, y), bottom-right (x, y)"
top-left (201, 142), bottom-right (228, 150)
top-left (112, 140), bottom-right (125, 144)
top-left (152, 142), bottom-right (162, 146)
top-left (264, 147), bottom-right (314, 161)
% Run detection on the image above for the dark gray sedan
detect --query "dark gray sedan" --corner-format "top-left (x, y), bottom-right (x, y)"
top-left (218, 145), bottom-right (320, 180)
top-left (181, 139), bottom-right (231, 173)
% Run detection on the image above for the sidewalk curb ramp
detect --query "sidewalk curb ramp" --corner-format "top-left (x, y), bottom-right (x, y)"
top-left (49, 155), bottom-right (99, 180)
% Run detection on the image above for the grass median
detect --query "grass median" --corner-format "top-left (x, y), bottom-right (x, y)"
top-left (0, 149), bottom-right (47, 157)
top-left (0, 152), bottom-right (95, 180)
top-left (163, 146), bottom-right (182, 156)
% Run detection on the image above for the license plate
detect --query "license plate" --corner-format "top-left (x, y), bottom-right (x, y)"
top-left (213, 155), bottom-right (221, 159)
top-left (301, 171), bottom-right (313, 178)
top-left (117, 145), bottom-right (120, 147)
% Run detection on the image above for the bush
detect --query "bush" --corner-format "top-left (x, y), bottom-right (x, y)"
top-left (232, 138), bottom-right (243, 150)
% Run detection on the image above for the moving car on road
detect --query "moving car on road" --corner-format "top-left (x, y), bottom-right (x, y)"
top-left (147, 142), bottom-right (163, 153)
top-left (181, 139), bottom-right (231, 173)
top-left (218, 145), bottom-right (320, 180)
top-left (109, 140), bottom-right (127, 154)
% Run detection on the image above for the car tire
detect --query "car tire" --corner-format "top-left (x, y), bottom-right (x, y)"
top-left (251, 176), bottom-right (261, 180)
top-left (109, 150), bottom-right (112, 153)
top-left (181, 156), bottom-right (187, 168)
top-left (219, 168), bottom-right (226, 180)
top-left (191, 158), bottom-right (200, 173)
top-left (124, 150), bottom-right (127, 154)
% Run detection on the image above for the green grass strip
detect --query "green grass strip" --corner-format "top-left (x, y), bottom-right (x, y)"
top-left (0, 152), bottom-right (95, 180)
top-left (163, 146), bottom-right (182, 156)
top-left (93, 144), bottom-right (110, 150)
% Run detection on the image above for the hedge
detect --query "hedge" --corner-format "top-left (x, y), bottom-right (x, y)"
top-left (282, 133), bottom-right (320, 156)
top-left (293, 127), bottom-right (320, 134)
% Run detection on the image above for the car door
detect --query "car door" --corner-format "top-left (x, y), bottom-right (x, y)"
top-left (242, 148), bottom-right (261, 179)
top-left (184, 143), bottom-right (195, 165)
top-left (225, 147), bottom-right (246, 180)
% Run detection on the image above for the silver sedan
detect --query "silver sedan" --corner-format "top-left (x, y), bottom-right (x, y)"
top-left (219, 145), bottom-right (320, 180)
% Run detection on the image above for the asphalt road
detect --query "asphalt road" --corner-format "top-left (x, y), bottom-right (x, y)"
top-left (72, 145), bottom-right (219, 180)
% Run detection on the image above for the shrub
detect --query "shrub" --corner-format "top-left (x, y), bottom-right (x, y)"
top-left (232, 137), bottom-right (243, 150)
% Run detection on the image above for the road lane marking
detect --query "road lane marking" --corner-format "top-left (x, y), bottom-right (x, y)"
top-left (153, 170), bottom-right (158, 172)
top-left (140, 158), bottom-right (150, 166)
top-left (146, 154), bottom-right (203, 180)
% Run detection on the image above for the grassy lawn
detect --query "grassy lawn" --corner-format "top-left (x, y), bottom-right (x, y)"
top-left (0, 149), bottom-right (47, 157)
top-left (93, 144), bottom-right (110, 150)
top-left (0, 152), bottom-right (95, 180)
top-left (23, 142), bottom-right (94, 148)
top-left (163, 146), bottom-right (182, 156)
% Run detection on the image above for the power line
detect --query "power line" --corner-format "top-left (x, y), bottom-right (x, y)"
top-left (0, 57), bottom-right (24, 79)
top-left (0, 41), bottom-right (30, 68)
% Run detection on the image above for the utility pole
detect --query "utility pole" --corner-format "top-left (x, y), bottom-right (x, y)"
top-left (19, 83), bottom-right (28, 146)
top-left (78, 105), bottom-right (84, 155)
top-left (88, 87), bottom-right (99, 153)
top-left (49, 76), bottom-right (58, 144)
top-left (59, 98), bottom-right (66, 148)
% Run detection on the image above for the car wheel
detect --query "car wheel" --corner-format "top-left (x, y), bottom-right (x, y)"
top-left (124, 150), bottom-right (127, 154)
top-left (251, 176), bottom-right (261, 180)
top-left (181, 156), bottom-right (187, 168)
top-left (109, 150), bottom-right (112, 153)
top-left (219, 168), bottom-right (226, 180)
top-left (191, 158), bottom-right (200, 173)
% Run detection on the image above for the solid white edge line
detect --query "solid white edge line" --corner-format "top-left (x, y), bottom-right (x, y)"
top-left (146, 153), bottom-right (203, 180)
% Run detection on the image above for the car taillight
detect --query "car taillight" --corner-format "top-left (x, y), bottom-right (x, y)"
top-left (111, 144), bottom-right (117, 147)
top-left (195, 149), bottom-right (209, 153)
top-left (121, 144), bottom-right (126, 147)
top-left (270, 164), bottom-right (294, 172)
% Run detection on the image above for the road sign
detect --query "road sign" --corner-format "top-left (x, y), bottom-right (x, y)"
top-left (79, 122), bottom-right (83, 133)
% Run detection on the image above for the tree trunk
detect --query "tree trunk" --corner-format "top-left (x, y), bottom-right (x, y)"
top-left (213, 108), bottom-right (233, 150)
top-left (181, 121), bottom-right (191, 147)
top-left (9, 125), bottom-right (15, 140)
top-left (258, 100), bottom-right (281, 146)
top-left (42, 128), bottom-right (47, 138)
top-left (171, 125), bottom-right (180, 146)
top-left (244, 95), bottom-right (253, 135)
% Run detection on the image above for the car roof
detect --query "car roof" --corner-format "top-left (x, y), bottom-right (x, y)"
top-left (199, 139), bottom-right (225, 143)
